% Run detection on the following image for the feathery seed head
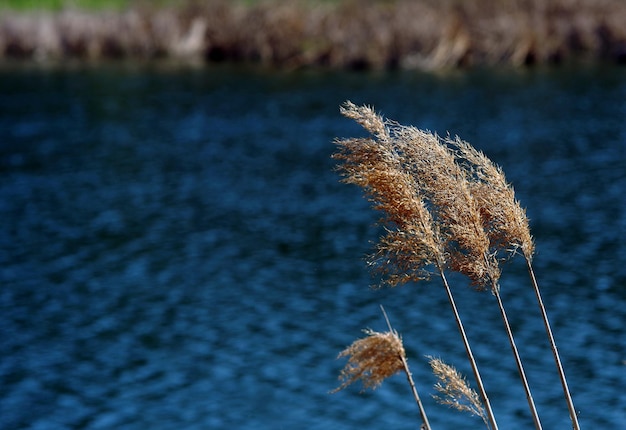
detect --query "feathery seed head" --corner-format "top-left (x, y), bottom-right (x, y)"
top-left (447, 135), bottom-right (535, 260)
top-left (333, 329), bottom-right (406, 392)
top-left (428, 356), bottom-right (488, 425)
top-left (334, 104), bottom-right (446, 285)
top-left (335, 101), bottom-right (519, 290)
top-left (339, 101), bottom-right (388, 141)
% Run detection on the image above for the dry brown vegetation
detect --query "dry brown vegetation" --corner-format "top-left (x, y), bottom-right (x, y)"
top-left (333, 102), bottom-right (581, 429)
top-left (334, 328), bottom-right (406, 392)
top-left (428, 356), bottom-right (488, 427)
top-left (333, 306), bottom-right (433, 430)
top-left (1, 0), bottom-right (625, 69)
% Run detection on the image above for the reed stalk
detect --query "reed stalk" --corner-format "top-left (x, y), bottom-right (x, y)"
top-left (364, 104), bottom-right (542, 428)
top-left (408, 130), bottom-right (544, 430)
top-left (450, 136), bottom-right (580, 429)
top-left (380, 306), bottom-right (432, 430)
top-left (492, 280), bottom-right (542, 430)
top-left (332, 306), bottom-right (433, 430)
top-left (404, 130), bottom-right (543, 429)
top-left (438, 269), bottom-right (498, 430)
top-left (525, 258), bottom-right (580, 430)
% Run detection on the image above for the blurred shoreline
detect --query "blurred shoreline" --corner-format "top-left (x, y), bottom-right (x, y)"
top-left (1, 0), bottom-right (625, 70)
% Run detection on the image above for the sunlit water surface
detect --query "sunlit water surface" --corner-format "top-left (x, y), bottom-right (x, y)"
top-left (1, 63), bottom-right (625, 429)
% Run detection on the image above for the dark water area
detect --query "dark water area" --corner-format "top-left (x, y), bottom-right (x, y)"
top-left (0, 62), bottom-right (624, 429)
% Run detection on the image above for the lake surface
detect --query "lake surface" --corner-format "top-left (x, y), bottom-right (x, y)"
top-left (0, 62), bottom-right (625, 429)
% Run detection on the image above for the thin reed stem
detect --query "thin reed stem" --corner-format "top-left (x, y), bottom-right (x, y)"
top-left (333, 305), bottom-right (433, 430)
top-left (401, 354), bottom-right (432, 430)
top-left (381, 306), bottom-right (433, 430)
top-left (438, 269), bottom-right (498, 430)
top-left (451, 132), bottom-right (578, 427)
top-left (525, 258), bottom-right (580, 430)
top-left (491, 281), bottom-right (543, 429)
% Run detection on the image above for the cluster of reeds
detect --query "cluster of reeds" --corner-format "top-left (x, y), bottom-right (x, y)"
top-left (332, 101), bottom-right (579, 429)
top-left (1, 0), bottom-right (625, 68)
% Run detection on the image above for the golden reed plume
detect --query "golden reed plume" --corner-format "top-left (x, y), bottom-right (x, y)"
top-left (448, 135), bottom-right (534, 260)
top-left (333, 306), bottom-right (432, 430)
top-left (334, 105), bottom-right (444, 285)
top-left (333, 328), bottom-right (406, 392)
top-left (428, 356), bottom-right (489, 428)
top-left (336, 101), bottom-right (500, 289)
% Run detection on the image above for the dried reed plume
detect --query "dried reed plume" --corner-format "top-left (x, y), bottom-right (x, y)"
top-left (336, 104), bottom-right (444, 285)
top-left (448, 136), bottom-right (534, 260)
top-left (334, 101), bottom-right (584, 429)
top-left (333, 306), bottom-right (432, 430)
top-left (334, 328), bottom-right (405, 391)
top-left (390, 124), bottom-right (500, 289)
top-left (448, 135), bottom-right (580, 429)
top-left (428, 356), bottom-right (489, 428)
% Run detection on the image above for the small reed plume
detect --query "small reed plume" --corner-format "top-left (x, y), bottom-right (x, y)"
top-left (333, 306), bottom-right (432, 430)
top-left (333, 328), bottom-right (405, 392)
top-left (428, 356), bottom-right (489, 429)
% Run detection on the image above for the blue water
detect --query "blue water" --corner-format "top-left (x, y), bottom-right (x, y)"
top-left (0, 63), bottom-right (625, 429)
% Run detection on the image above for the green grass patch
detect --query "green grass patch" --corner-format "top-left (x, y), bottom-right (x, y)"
top-left (0, 0), bottom-right (182, 11)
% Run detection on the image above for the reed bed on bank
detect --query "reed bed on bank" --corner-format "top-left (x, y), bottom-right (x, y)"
top-left (1, 0), bottom-right (625, 69)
